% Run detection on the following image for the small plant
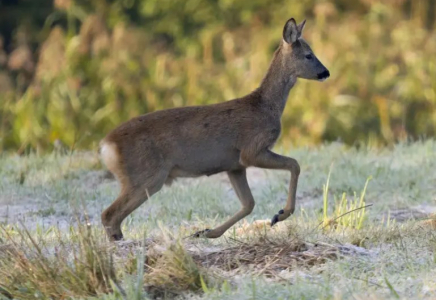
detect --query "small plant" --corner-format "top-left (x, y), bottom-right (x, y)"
top-left (321, 168), bottom-right (371, 230)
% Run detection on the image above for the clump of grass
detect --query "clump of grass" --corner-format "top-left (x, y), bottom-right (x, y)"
top-left (0, 222), bottom-right (116, 300)
top-left (143, 239), bottom-right (215, 298)
top-left (88, 245), bottom-right (151, 300)
top-left (421, 214), bottom-right (436, 230)
top-left (190, 235), bottom-right (352, 278)
top-left (321, 168), bottom-right (371, 230)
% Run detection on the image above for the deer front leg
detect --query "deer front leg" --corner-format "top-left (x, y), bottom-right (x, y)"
top-left (241, 149), bottom-right (300, 226)
top-left (192, 169), bottom-right (255, 238)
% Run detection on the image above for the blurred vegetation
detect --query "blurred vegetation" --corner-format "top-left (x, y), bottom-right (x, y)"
top-left (0, 0), bottom-right (435, 152)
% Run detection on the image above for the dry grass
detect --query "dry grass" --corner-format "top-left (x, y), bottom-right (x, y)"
top-left (193, 240), bottom-right (346, 276)
top-left (0, 221), bottom-right (373, 300)
top-left (143, 241), bottom-right (213, 299)
top-left (0, 223), bottom-right (116, 300)
top-left (421, 214), bottom-right (436, 230)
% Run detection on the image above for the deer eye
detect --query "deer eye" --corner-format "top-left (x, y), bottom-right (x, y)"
top-left (305, 54), bottom-right (313, 60)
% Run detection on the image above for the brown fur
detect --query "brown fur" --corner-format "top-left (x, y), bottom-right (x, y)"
top-left (100, 18), bottom-right (329, 241)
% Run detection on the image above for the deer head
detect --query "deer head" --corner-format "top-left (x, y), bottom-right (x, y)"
top-left (281, 18), bottom-right (330, 81)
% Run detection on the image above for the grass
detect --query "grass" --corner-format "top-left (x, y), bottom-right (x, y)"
top-left (1, 141), bottom-right (436, 299)
top-left (320, 167), bottom-right (371, 230)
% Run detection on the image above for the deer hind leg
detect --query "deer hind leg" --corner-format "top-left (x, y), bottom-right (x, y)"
top-left (193, 169), bottom-right (255, 238)
top-left (102, 171), bottom-right (168, 241)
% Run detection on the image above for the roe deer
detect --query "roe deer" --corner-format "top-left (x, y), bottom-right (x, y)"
top-left (100, 18), bottom-right (330, 241)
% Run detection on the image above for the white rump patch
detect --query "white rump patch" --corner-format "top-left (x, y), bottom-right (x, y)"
top-left (100, 141), bottom-right (119, 171)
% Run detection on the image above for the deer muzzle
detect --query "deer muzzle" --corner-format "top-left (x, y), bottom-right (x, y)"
top-left (317, 70), bottom-right (330, 81)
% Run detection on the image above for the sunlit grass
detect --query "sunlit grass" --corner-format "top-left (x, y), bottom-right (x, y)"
top-left (321, 168), bottom-right (371, 230)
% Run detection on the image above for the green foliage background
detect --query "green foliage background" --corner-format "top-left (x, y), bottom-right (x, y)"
top-left (0, 0), bottom-right (435, 152)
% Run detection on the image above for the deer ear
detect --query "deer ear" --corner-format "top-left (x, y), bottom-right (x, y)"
top-left (297, 19), bottom-right (306, 35)
top-left (283, 18), bottom-right (299, 44)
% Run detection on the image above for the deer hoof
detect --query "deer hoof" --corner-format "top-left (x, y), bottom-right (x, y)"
top-left (110, 233), bottom-right (124, 241)
top-left (271, 209), bottom-right (284, 227)
top-left (191, 229), bottom-right (211, 238)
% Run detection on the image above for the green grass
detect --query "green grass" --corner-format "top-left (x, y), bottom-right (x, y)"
top-left (1, 141), bottom-right (436, 299)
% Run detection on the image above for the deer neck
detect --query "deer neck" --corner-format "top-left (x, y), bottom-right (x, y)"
top-left (258, 49), bottom-right (297, 115)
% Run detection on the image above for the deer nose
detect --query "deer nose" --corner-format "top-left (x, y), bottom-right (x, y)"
top-left (317, 70), bottom-right (330, 80)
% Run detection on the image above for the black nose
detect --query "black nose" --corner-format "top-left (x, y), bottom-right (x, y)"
top-left (317, 70), bottom-right (330, 80)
